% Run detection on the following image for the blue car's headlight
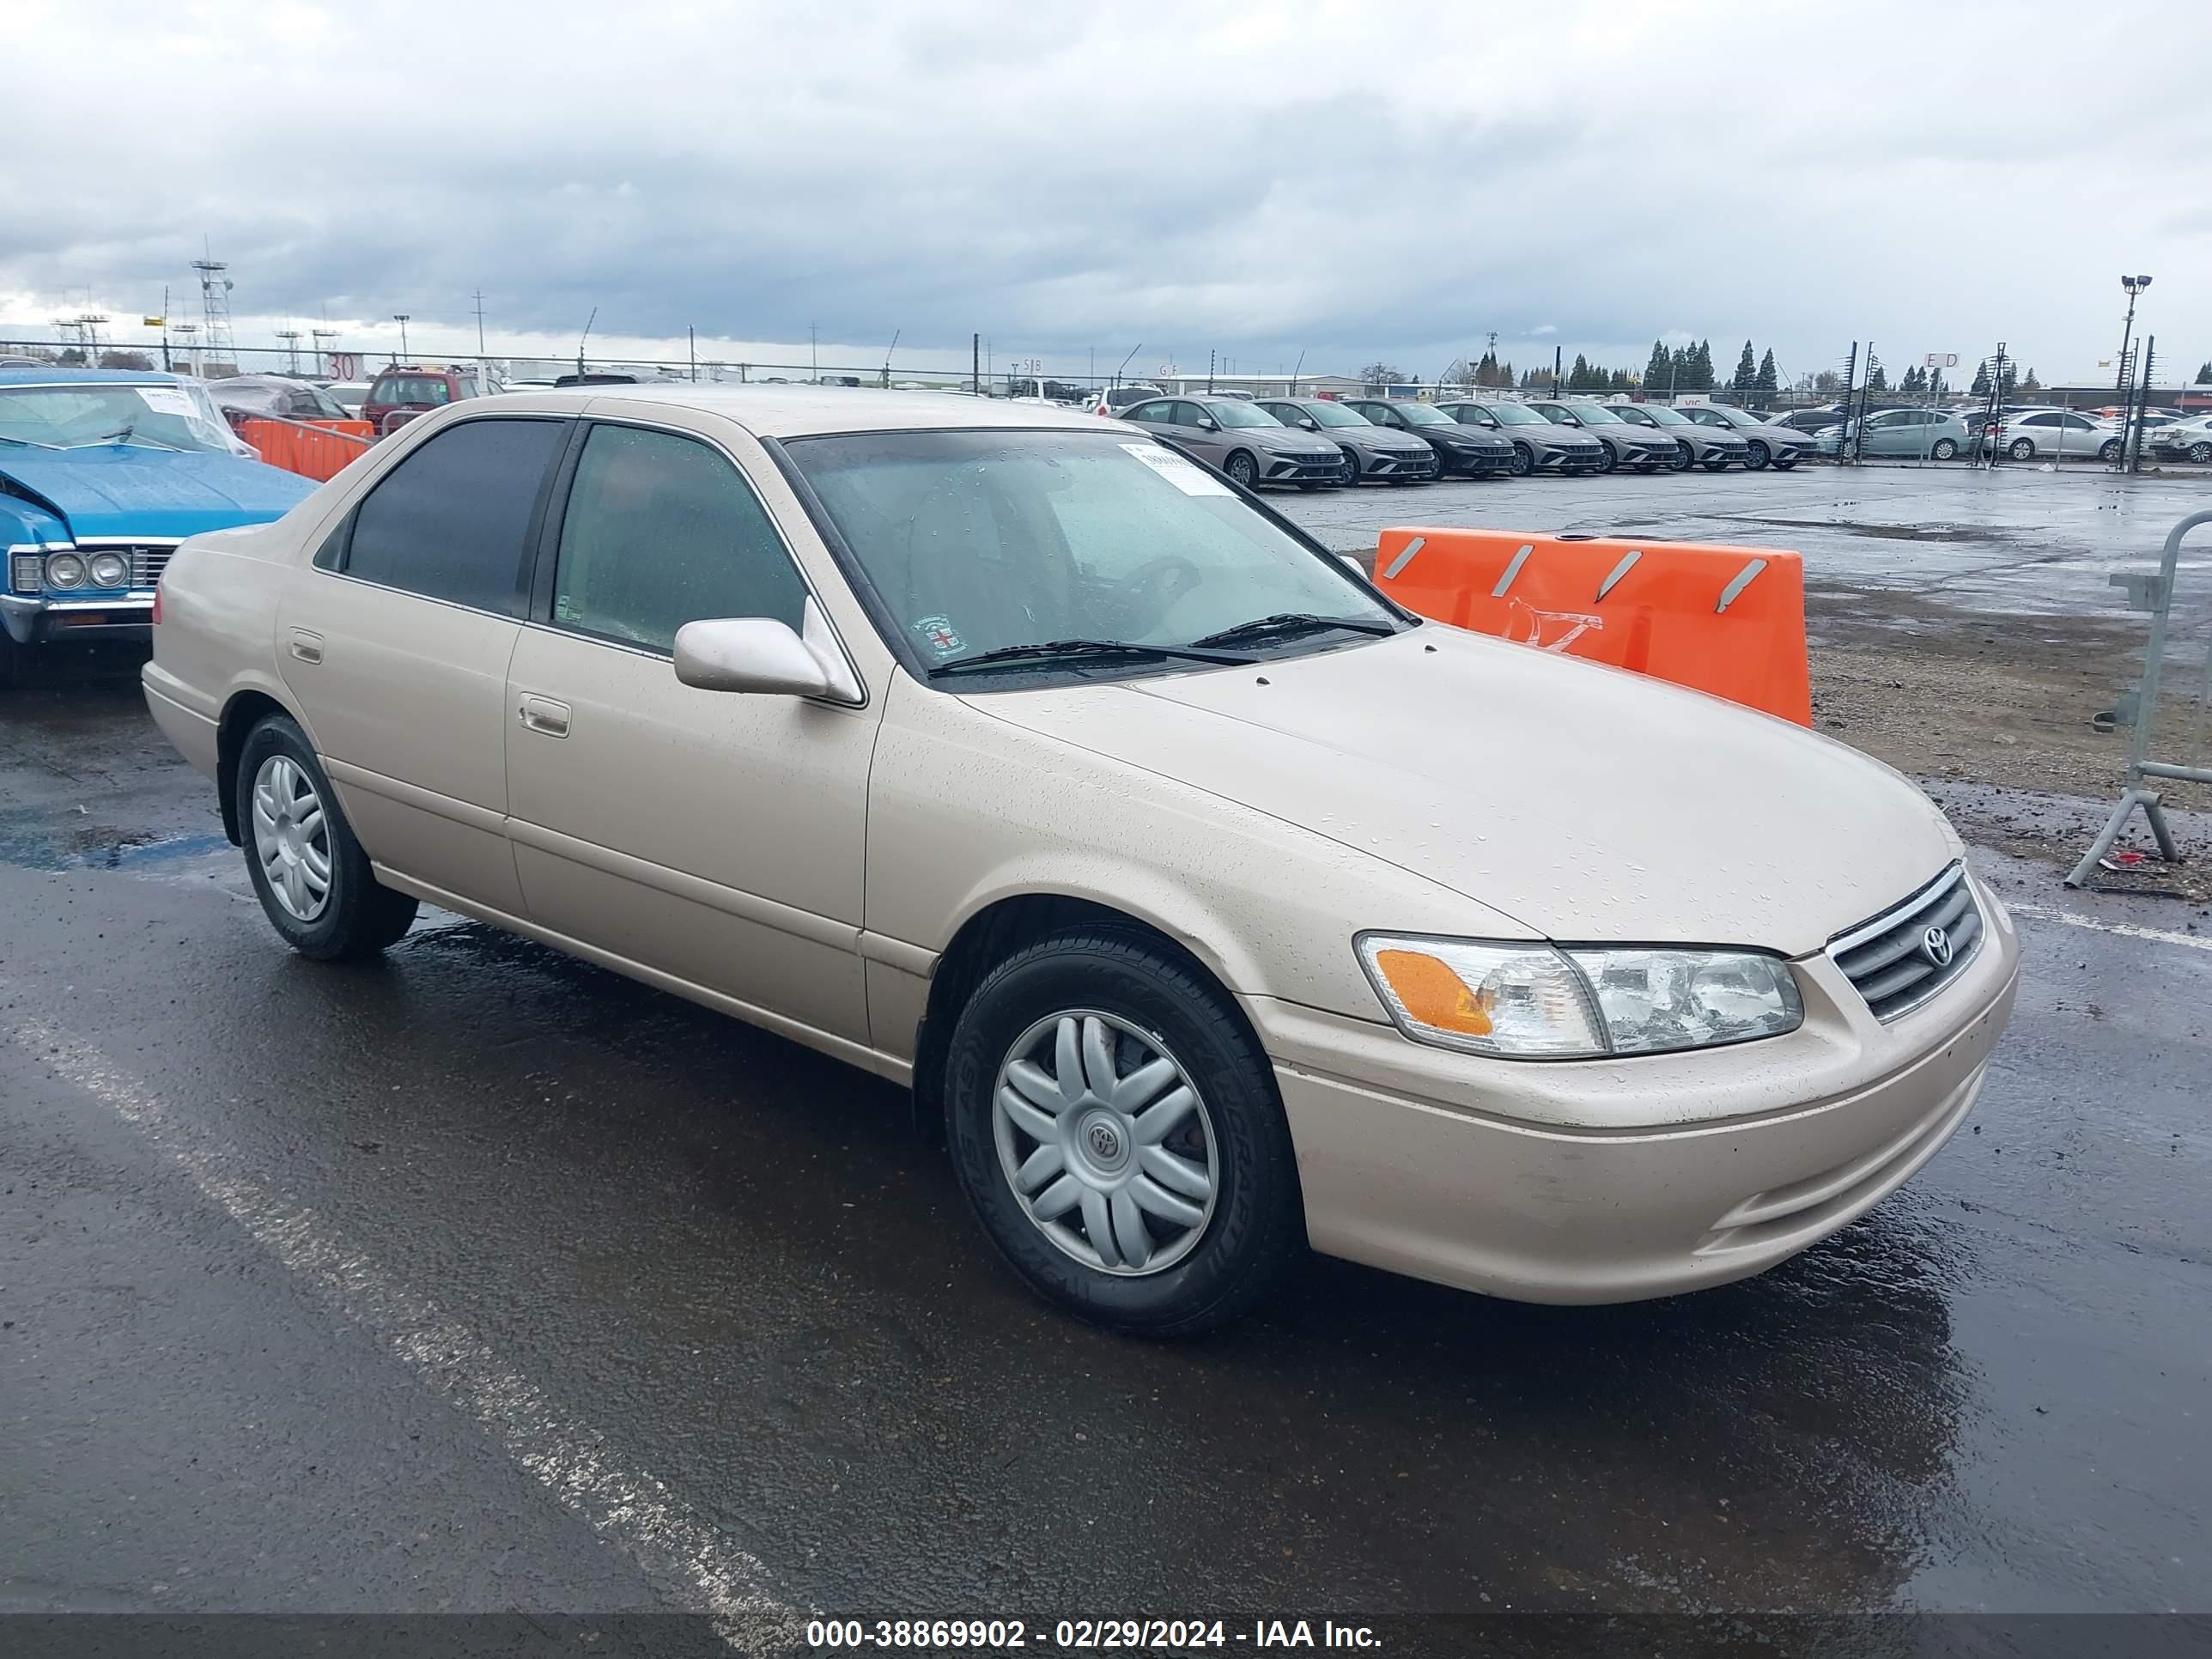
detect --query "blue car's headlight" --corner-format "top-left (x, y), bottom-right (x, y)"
top-left (45, 551), bottom-right (88, 590)
top-left (87, 550), bottom-right (131, 588)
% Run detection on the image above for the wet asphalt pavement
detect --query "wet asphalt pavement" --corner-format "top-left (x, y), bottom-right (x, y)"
top-left (2, 469), bottom-right (2209, 1636)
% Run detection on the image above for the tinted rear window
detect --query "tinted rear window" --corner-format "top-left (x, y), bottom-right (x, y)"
top-left (343, 417), bottom-right (566, 613)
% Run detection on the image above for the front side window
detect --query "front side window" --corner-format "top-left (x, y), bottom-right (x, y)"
top-left (1124, 402), bottom-right (1170, 423)
top-left (1568, 404), bottom-right (1624, 424)
top-left (1172, 402), bottom-right (1211, 427)
top-left (1485, 403), bottom-right (1545, 426)
top-left (1300, 402), bottom-right (1370, 428)
top-left (786, 428), bottom-right (1398, 682)
top-left (1394, 404), bottom-right (1449, 426)
top-left (342, 416), bottom-right (565, 613)
top-left (552, 423), bottom-right (808, 652)
top-left (1611, 406), bottom-right (1655, 425)
top-left (1204, 400), bottom-right (1281, 428)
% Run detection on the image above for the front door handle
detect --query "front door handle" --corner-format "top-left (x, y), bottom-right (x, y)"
top-left (289, 629), bottom-right (324, 665)
top-left (519, 695), bottom-right (570, 738)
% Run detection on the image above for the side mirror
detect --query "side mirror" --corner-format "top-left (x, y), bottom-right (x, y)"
top-left (1300, 417), bottom-right (1319, 430)
top-left (1197, 416), bottom-right (1219, 431)
top-left (673, 599), bottom-right (862, 702)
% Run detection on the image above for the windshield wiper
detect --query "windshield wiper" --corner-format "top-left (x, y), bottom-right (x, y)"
top-left (928, 637), bottom-right (1255, 678)
top-left (81, 420), bottom-right (182, 451)
top-left (1187, 612), bottom-right (1397, 649)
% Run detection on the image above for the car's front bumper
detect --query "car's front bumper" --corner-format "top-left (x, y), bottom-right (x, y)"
top-left (1263, 450), bottom-right (1347, 484)
top-left (0, 591), bottom-right (156, 646)
top-left (1243, 872), bottom-right (2021, 1304)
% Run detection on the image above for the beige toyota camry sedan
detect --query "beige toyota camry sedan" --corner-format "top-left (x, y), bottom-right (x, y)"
top-left (144, 387), bottom-right (2020, 1334)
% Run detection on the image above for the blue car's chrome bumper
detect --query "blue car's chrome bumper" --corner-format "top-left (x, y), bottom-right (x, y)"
top-left (0, 590), bottom-right (155, 645)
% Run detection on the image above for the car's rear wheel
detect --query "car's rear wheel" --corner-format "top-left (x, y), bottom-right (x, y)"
top-left (236, 714), bottom-right (418, 961)
top-left (1931, 438), bottom-right (1960, 461)
top-left (1224, 451), bottom-right (1259, 489)
top-left (944, 927), bottom-right (1304, 1336)
top-left (1508, 442), bottom-right (1534, 477)
top-left (2008, 437), bottom-right (2036, 461)
top-left (1744, 441), bottom-right (1771, 471)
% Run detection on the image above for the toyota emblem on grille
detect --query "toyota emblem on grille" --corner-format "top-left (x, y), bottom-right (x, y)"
top-left (1920, 925), bottom-right (1954, 968)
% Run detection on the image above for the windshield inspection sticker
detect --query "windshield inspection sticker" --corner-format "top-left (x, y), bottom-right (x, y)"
top-left (133, 386), bottom-right (199, 421)
top-left (914, 616), bottom-right (965, 656)
top-left (1121, 442), bottom-right (1234, 497)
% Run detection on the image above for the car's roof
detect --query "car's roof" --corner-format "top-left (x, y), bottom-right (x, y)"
top-left (483, 384), bottom-right (1121, 440)
top-left (0, 366), bottom-right (182, 387)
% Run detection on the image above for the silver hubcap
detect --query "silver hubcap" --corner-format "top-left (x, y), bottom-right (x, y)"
top-left (251, 754), bottom-right (332, 922)
top-left (993, 1011), bottom-right (1218, 1277)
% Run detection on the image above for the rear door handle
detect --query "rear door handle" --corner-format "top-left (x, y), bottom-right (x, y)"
top-left (289, 629), bottom-right (324, 665)
top-left (518, 694), bottom-right (570, 738)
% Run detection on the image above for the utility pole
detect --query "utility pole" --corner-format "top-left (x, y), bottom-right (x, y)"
top-left (1553, 344), bottom-right (1562, 393)
top-left (472, 288), bottom-right (487, 359)
top-left (1112, 342), bottom-right (1140, 391)
top-left (158, 284), bottom-right (171, 371)
top-left (689, 325), bottom-right (697, 382)
top-left (810, 322), bottom-right (818, 383)
top-left (392, 313), bottom-right (410, 364)
top-left (882, 328), bottom-right (899, 389)
top-left (1207, 349), bottom-right (1215, 394)
top-left (576, 307), bottom-right (595, 378)
top-left (2129, 336), bottom-right (2155, 474)
top-left (972, 332), bottom-right (980, 396)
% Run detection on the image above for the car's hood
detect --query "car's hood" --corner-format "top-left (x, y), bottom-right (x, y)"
top-left (0, 447), bottom-right (315, 540)
top-left (1239, 425), bottom-right (1337, 455)
top-left (1336, 426), bottom-right (1435, 453)
top-left (1529, 424), bottom-right (1607, 447)
top-left (1419, 422), bottom-right (1515, 448)
top-left (1742, 422), bottom-right (1810, 444)
top-left (964, 625), bottom-right (1957, 955)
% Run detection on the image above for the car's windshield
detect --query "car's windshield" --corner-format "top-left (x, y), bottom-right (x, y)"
top-left (0, 382), bottom-right (240, 452)
top-left (1708, 406), bottom-right (1758, 427)
top-left (1297, 401), bottom-right (1370, 428)
top-left (1565, 403), bottom-right (1623, 424)
top-left (1483, 403), bottom-right (1545, 425)
top-left (786, 428), bottom-right (1401, 684)
top-left (1637, 404), bottom-right (1692, 426)
top-left (1204, 400), bottom-right (1280, 428)
top-left (1394, 403), bottom-right (1450, 426)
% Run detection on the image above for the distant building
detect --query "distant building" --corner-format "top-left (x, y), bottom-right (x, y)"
top-left (1153, 371), bottom-right (1367, 399)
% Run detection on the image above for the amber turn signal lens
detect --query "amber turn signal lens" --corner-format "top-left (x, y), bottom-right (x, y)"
top-left (1371, 949), bottom-right (1492, 1036)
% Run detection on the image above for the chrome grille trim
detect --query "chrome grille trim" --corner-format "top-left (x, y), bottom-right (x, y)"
top-left (1828, 861), bottom-right (1983, 1022)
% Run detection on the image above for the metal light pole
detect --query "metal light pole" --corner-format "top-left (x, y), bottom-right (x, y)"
top-left (392, 313), bottom-right (410, 363)
top-left (2114, 274), bottom-right (2152, 468)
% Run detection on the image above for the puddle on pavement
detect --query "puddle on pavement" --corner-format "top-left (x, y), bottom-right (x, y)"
top-left (0, 815), bottom-right (237, 881)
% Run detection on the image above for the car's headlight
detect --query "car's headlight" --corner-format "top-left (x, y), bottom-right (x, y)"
top-left (87, 550), bottom-right (131, 588)
top-left (45, 552), bottom-right (88, 589)
top-left (1358, 934), bottom-right (1802, 1060)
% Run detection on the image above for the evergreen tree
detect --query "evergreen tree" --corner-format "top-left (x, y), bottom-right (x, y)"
top-left (1755, 348), bottom-right (1778, 394)
top-left (1690, 339), bottom-right (1715, 389)
top-left (2020, 367), bottom-right (2042, 395)
top-left (2197, 361), bottom-right (2212, 384)
top-left (1732, 340), bottom-right (1757, 391)
top-left (1929, 369), bottom-right (1946, 398)
top-left (1568, 353), bottom-right (1593, 390)
top-left (1868, 362), bottom-right (1888, 393)
top-left (1970, 361), bottom-right (1992, 396)
top-left (1644, 339), bottom-right (1671, 388)
top-left (1998, 362), bottom-right (2018, 398)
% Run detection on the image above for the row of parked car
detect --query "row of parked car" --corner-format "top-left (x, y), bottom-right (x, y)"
top-left (1768, 400), bottom-right (2212, 464)
top-left (1105, 391), bottom-right (1812, 487)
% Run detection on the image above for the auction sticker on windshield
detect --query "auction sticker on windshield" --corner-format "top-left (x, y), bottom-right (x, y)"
top-left (134, 386), bottom-right (200, 421)
top-left (1121, 442), bottom-right (1233, 496)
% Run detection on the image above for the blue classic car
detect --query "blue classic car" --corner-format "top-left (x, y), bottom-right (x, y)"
top-left (1, 368), bottom-right (317, 683)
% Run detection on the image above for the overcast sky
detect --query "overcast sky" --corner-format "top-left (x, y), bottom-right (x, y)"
top-left (6, 0), bottom-right (2209, 385)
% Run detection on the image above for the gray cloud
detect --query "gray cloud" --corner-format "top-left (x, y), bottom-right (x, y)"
top-left (4, 0), bottom-right (2209, 380)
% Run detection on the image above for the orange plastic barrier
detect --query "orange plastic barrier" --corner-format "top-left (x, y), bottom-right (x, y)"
top-left (1372, 526), bottom-right (1812, 724)
top-left (237, 416), bottom-right (376, 483)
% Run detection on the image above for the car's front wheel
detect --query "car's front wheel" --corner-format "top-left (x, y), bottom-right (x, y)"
top-left (2008, 437), bottom-right (2036, 462)
top-left (2189, 441), bottom-right (2212, 465)
top-left (1744, 441), bottom-right (1771, 471)
top-left (1338, 448), bottom-right (1361, 488)
top-left (945, 927), bottom-right (1304, 1337)
top-left (236, 714), bottom-right (419, 960)
top-left (1508, 442), bottom-right (1534, 477)
top-left (1669, 443), bottom-right (1694, 471)
top-left (2099, 438), bottom-right (2122, 464)
top-left (1224, 451), bottom-right (1259, 489)
top-left (1593, 445), bottom-right (1617, 474)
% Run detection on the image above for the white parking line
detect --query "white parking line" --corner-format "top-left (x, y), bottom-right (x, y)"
top-left (4, 1006), bottom-right (800, 1649)
top-left (2008, 902), bottom-right (2212, 953)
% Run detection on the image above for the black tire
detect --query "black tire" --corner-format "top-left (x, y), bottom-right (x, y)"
top-left (0, 630), bottom-right (21, 690)
top-left (2008, 437), bottom-right (2036, 462)
top-left (944, 926), bottom-right (1304, 1337)
top-left (1224, 451), bottom-right (1259, 489)
top-left (1508, 442), bottom-right (1534, 477)
top-left (2188, 441), bottom-right (2212, 465)
top-left (1635, 461), bottom-right (1663, 474)
top-left (1338, 448), bottom-right (1361, 488)
top-left (1745, 441), bottom-right (1771, 471)
top-left (1771, 456), bottom-right (1799, 471)
top-left (1931, 438), bottom-right (1959, 461)
top-left (1668, 442), bottom-right (1694, 471)
top-left (235, 714), bottom-right (418, 961)
top-left (1297, 480), bottom-right (1325, 491)
top-left (2098, 439), bottom-right (2122, 464)
top-left (1593, 444), bottom-right (1617, 474)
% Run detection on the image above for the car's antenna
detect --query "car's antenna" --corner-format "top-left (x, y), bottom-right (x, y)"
top-left (576, 307), bottom-right (597, 378)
